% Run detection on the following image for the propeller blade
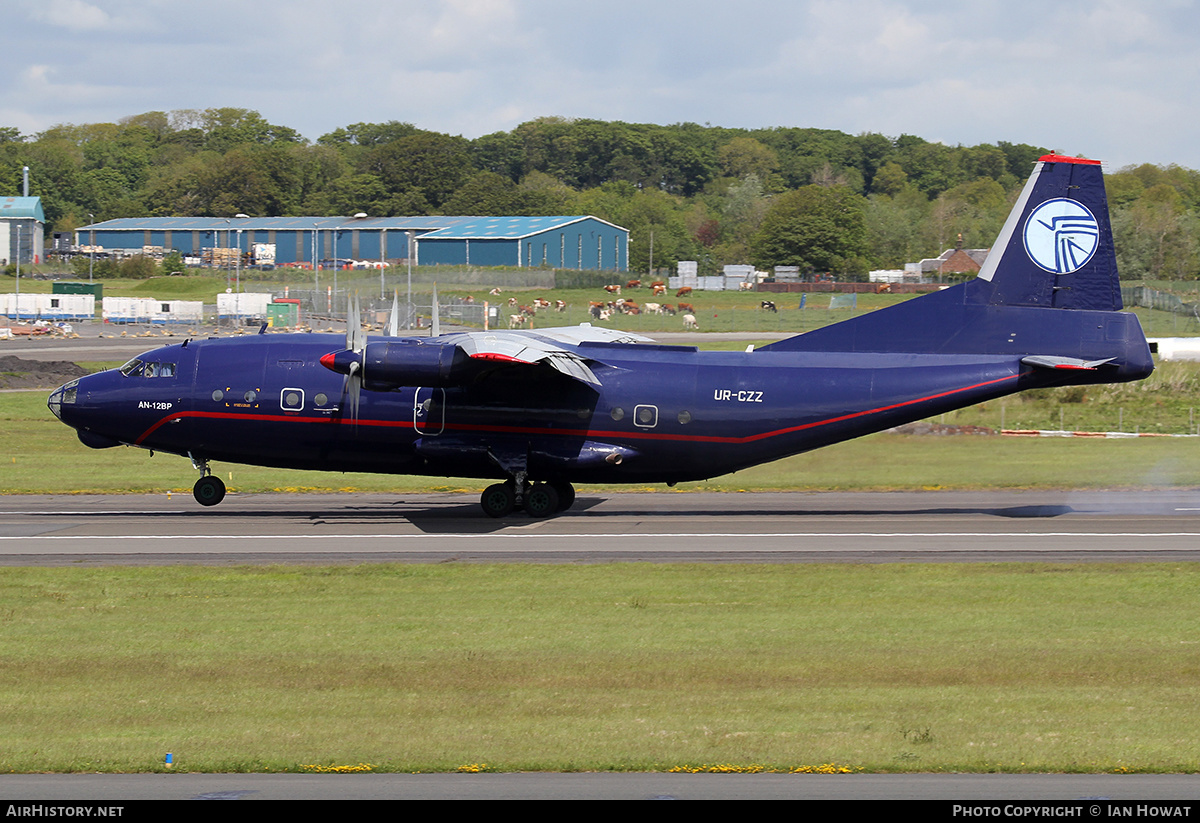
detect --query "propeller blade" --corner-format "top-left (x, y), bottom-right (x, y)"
top-left (347, 360), bottom-right (361, 422)
top-left (431, 283), bottom-right (440, 337)
top-left (340, 292), bottom-right (365, 427)
top-left (347, 292), bottom-right (366, 354)
top-left (388, 290), bottom-right (400, 337)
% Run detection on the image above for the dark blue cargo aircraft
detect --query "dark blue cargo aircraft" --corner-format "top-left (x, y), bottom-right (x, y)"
top-left (48, 155), bottom-right (1153, 517)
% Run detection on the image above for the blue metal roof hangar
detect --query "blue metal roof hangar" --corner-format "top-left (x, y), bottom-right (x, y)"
top-left (77, 215), bottom-right (629, 271)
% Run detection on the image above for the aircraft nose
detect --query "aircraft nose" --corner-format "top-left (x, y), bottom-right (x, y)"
top-left (47, 379), bottom-right (80, 421)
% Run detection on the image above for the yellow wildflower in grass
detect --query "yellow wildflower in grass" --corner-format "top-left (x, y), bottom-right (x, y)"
top-left (668, 763), bottom-right (859, 774)
top-left (456, 763), bottom-right (491, 773)
top-left (299, 762), bottom-right (375, 773)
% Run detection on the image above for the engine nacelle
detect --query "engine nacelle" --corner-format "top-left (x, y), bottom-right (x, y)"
top-left (321, 340), bottom-right (473, 389)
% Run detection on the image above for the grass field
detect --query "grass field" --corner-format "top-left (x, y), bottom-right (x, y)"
top-left (3, 563), bottom-right (1199, 774)
top-left (6, 278), bottom-right (1200, 775)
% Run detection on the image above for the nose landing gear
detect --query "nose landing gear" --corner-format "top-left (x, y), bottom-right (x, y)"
top-left (190, 453), bottom-right (226, 507)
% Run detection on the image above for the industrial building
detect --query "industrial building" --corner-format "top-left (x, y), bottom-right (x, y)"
top-left (0, 197), bottom-right (46, 266)
top-left (76, 215), bottom-right (629, 271)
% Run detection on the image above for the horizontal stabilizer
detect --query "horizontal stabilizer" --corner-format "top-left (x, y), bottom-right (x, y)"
top-left (1021, 355), bottom-right (1115, 370)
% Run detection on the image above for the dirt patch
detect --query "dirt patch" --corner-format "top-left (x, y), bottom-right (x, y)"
top-left (888, 421), bottom-right (997, 436)
top-left (0, 356), bottom-right (92, 390)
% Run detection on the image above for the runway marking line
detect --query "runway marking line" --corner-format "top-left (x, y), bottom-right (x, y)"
top-left (4, 532), bottom-right (1200, 541)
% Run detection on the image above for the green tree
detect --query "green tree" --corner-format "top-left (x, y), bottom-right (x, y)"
top-left (160, 250), bottom-right (186, 276)
top-left (1113, 184), bottom-right (1199, 280)
top-left (364, 132), bottom-right (472, 209)
top-left (717, 137), bottom-right (778, 184)
top-left (751, 185), bottom-right (866, 273)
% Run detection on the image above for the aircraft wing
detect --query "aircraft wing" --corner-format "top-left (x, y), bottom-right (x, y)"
top-left (324, 324), bottom-right (652, 389)
top-left (442, 325), bottom-right (648, 386)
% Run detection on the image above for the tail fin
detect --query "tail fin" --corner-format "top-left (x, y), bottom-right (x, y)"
top-left (761, 154), bottom-right (1138, 358)
top-left (971, 154), bottom-right (1120, 311)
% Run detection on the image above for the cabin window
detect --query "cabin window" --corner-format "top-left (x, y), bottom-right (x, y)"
top-left (610, 407), bottom-right (625, 421)
top-left (677, 410), bottom-right (692, 424)
top-left (212, 390), bottom-right (224, 402)
top-left (634, 404), bottom-right (658, 428)
top-left (281, 388), bottom-right (304, 411)
top-left (314, 392), bottom-right (329, 406)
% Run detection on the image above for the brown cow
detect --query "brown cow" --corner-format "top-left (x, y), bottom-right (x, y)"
top-left (676, 286), bottom-right (693, 297)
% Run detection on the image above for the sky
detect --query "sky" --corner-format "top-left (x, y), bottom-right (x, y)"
top-left (3, 0), bottom-right (1198, 171)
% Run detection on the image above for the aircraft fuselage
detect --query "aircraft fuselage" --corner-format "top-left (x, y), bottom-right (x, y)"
top-left (51, 306), bottom-right (1150, 488)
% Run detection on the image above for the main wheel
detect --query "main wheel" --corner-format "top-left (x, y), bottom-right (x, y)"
top-left (524, 483), bottom-right (560, 519)
top-left (548, 480), bottom-right (575, 512)
top-left (480, 482), bottom-right (516, 518)
top-left (193, 475), bottom-right (226, 507)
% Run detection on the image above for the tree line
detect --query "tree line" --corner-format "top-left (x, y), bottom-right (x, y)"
top-left (2, 107), bottom-right (1197, 280)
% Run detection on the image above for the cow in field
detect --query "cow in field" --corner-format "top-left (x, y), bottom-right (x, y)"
top-left (676, 286), bottom-right (693, 297)
top-left (761, 300), bottom-right (777, 313)
top-left (682, 314), bottom-right (698, 329)
top-left (604, 284), bottom-right (622, 295)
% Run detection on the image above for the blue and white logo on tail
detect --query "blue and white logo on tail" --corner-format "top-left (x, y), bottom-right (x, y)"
top-left (976, 154), bottom-right (1120, 312)
top-left (1023, 198), bottom-right (1099, 273)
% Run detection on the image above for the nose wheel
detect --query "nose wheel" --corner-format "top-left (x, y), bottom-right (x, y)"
top-left (193, 474), bottom-right (226, 507)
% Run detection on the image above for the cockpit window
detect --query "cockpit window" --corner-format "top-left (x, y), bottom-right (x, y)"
top-left (120, 358), bottom-right (177, 378)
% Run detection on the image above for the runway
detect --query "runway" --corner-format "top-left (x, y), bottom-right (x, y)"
top-left (3, 489), bottom-right (1200, 565)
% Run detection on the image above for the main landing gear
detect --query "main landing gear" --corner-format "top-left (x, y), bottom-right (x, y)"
top-left (190, 453), bottom-right (225, 507)
top-left (479, 479), bottom-right (575, 519)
